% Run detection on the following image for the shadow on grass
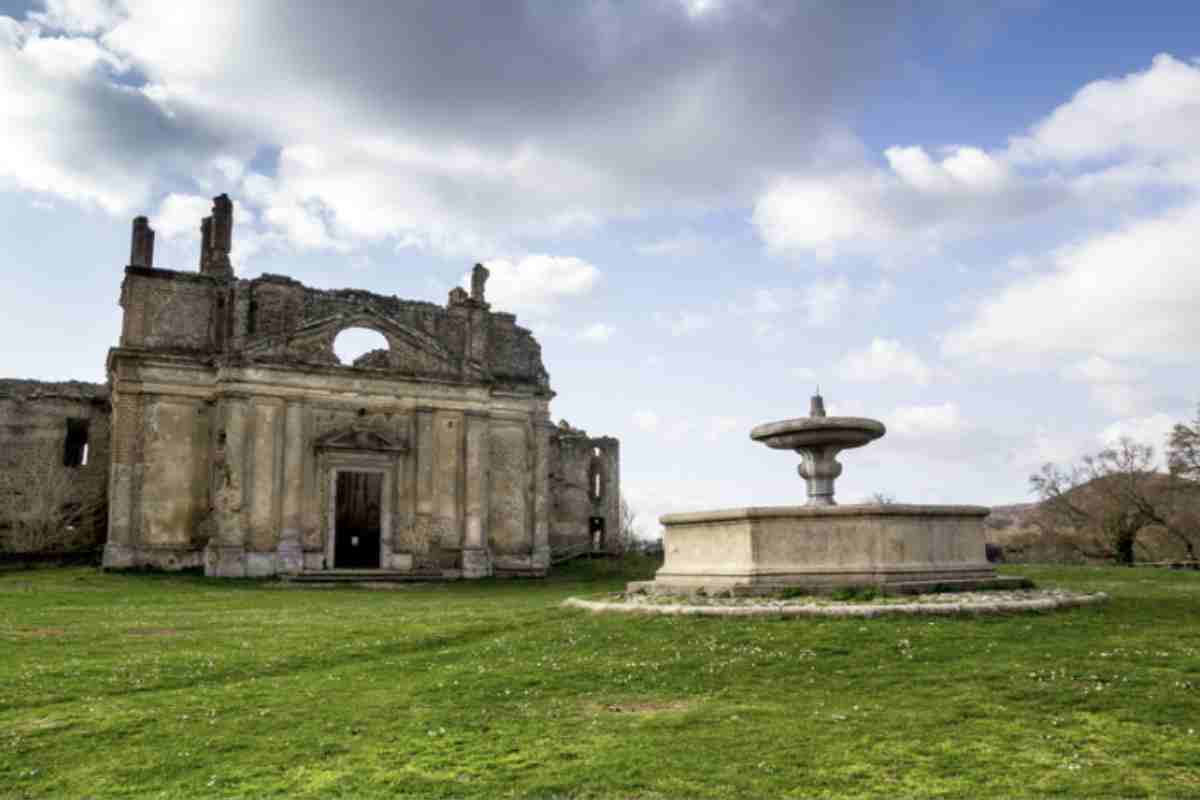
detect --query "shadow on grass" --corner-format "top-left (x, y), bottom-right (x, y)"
top-left (547, 552), bottom-right (662, 583)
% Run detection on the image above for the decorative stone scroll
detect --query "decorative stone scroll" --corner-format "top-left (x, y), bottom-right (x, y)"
top-left (315, 426), bottom-right (408, 454)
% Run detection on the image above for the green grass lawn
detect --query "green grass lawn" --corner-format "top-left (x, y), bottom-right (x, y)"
top-left (1, 562), bottom-right (1198, 799)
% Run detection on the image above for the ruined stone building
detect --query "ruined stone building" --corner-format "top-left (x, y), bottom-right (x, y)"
top-left (0, 195), bottom-right (620, 578)
top-left (0, 380), bottom-right (110, 552)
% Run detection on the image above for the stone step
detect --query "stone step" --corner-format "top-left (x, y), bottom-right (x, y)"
top-left (281, 570), bottom-right (451, 584)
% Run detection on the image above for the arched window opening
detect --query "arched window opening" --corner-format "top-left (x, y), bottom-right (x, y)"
top-left (333, 327), bottom-right (390, 366)
top-left (588, 457), bottom-right (604, 502)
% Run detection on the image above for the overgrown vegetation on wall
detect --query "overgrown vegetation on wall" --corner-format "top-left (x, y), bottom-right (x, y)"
top-left (0, 457), bottom-right (107, 553)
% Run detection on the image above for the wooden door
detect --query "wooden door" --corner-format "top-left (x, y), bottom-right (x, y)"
top-left (335, 471), bottom-right (382, 568)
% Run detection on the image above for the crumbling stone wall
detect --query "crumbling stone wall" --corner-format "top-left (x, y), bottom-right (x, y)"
top-left (550, 423), bottom-right (622, 558)
top-left (0, 380), bottom-right (110, 552)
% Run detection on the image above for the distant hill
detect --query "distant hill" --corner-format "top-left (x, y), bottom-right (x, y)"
top-left (986, 475), bottom-right (1199, 563)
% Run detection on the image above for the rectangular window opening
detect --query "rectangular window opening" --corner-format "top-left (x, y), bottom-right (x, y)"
top-left (64, 418), bottom-right (89, 468)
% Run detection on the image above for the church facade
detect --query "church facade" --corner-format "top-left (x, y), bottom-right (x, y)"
top-left (23, 194), bottom-right (620, 578)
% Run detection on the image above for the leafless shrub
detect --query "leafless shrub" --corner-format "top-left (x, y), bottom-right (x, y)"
top-left (0, 458), bottom-right (106, 553)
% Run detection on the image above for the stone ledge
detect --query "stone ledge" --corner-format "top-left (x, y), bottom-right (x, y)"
top-left (660, 504), bottom-right (990, 524)
top-left (564, 590), bottom-right (1108, 618)
top-left (629, 575), bottom-right (1031, 597)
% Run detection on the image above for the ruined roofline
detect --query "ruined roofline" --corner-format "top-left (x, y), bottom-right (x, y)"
top-left (126, 198), bottom-right (519, 324)
top-left (0, 378), bottom-right (109, 402)
top-left (124, 265), bottom-right (224, 285)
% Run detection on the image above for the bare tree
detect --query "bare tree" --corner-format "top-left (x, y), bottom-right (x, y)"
top-left (869, 492), bottom-right (895, 506)
top-left (1168, 405), bottom-right (1200, 483)
top-left (1030, 437), bottom-right (1196, 565)
top-left (615, 496), bottom-right (638, 555)
top-left (0, 458), bottom-right (106, 553)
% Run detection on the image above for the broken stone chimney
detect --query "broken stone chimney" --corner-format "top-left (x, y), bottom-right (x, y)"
top-left (199, 194), bottom-right (234, 279)
top-left (470, 263), bottom-right (490, 305)
top-left (129, 216), bottom-right (154, 268)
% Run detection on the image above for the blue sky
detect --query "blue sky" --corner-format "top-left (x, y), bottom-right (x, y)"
top-left (2, 1), bottom-right (1198, 535)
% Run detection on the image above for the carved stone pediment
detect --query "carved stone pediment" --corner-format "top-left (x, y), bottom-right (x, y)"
top-left (315, 425), bottom-right (408, 453)
top-left (242, 310), bottom-right (461, 376)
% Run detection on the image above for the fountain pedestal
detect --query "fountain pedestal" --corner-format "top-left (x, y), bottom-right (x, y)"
top-left (636, 394), bottom-right (1025, 596)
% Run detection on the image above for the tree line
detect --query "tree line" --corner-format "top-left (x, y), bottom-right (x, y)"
top-left (1029, 405), bottom-right (1200, 565)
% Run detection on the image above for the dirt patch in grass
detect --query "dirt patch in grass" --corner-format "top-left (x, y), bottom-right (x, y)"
top-left (593, 699), bottom-right (694, 715)
top-left (17, 627), bottom-right (67, 637)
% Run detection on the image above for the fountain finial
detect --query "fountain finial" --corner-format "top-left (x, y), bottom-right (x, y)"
top-left (809, 390), bottom-right (826, 418)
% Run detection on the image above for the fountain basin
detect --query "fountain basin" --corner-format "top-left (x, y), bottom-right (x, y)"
top-left (750, 416), bottom-right (885, 451)
top-left (640, 504), bottom-right (1022, 595)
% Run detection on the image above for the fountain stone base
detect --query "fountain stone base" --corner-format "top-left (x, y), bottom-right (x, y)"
top-left (636, 504), bottom-right (1023, 596)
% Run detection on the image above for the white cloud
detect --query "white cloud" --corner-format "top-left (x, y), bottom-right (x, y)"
top-left (752, 172), bottom-right (892, 261)
top-left (654, 310), bottom-right (710, 337)
top-left (836, 338), bottom-right (935, 385)
top-left (889, 402), bottom-right (968, 438)
top-left (5, 3), bottom-right (909, 257)
top-left (631, 409), bottom-right (693, 441)
top-left (752, 54), bottom-right (1200, 263)
top-left (1087, 383), bottom-right (1147, 418)
top-left (632, 410), bottom-right (660, 433)
top-left (472, 255), bottom-right (600, 316)
top-left (752, 147), bottom-right (1052, 261)
top-left (801, 277), bottom-right (849, 326)
top-left (1062, 356), bottom-right (1140, 384)
top-left (681, 0), bottom-right (724, 19)
top-left (636, 229), bottom-right (712, 257)
top-left (29, 0), bottom-right (124, 35)
top-left (751, 318), bottom-right (782, 347)
top-left (790, 366), bottom-right (817, 382)
top-left (1009, 429), bottom-right (1094, 475)
top-left (578, 323), bottom-right (616, 343)
top-left (704, 416), bottom-right (746, 442)
top-left (1009, 53), bottom-right (1200, 166)
top-left (154, 193), bottom-right (210, 239)
top-left (737, 277), bottom-right (849, 327)
top-left (1099, 413), bottom-right (1176, 453)
top-left (1061, 356), bottom-right (1148, 416)
top-left (0, 13), bottom-right (243, 216)
top-left (943, 199), bottom-right (1200, 365)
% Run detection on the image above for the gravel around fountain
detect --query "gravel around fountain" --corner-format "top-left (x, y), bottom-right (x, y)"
top-left (565, 588), bottom-right (1108, 617)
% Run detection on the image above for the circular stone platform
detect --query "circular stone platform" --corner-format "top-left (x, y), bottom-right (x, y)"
top-left (564, 589), bottom-right (1107, 618)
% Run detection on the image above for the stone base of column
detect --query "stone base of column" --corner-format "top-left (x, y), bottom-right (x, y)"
top-left (205, 543), bottom-right (247, 578)
top-left (276, 535), bottom-right (304, 575)
top-left (461, 547), bottom-right (493, 579)
top-left (102, 543), bottom-right (136, 569)
top-left (533, 545), bottom-right (552, 571)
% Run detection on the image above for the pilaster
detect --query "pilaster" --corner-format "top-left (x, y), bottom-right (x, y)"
top-left (462, 411), bottom-right (492, 577)
top-left (277, 400), bottom-right (305, 574)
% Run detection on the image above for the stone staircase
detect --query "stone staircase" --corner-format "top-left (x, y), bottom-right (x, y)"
top-left (280, 569), bottom-right (457, 585)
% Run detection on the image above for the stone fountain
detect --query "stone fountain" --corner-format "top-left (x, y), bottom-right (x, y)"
top-left (637, 393), bottom-right (1025, 596)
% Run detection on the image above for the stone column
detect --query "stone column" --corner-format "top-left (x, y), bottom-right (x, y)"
top-left (532, 420), bottom-right (553, 571)
top-left (462, 411), bottom-right (492, 578)
top-left (206, 396), bottom-right (248, 577)
top-left (276, 401), bottom-right (305, 574)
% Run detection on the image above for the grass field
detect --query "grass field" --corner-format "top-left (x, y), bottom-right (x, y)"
top-left (2, 561), bottom-right (1198, 798)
